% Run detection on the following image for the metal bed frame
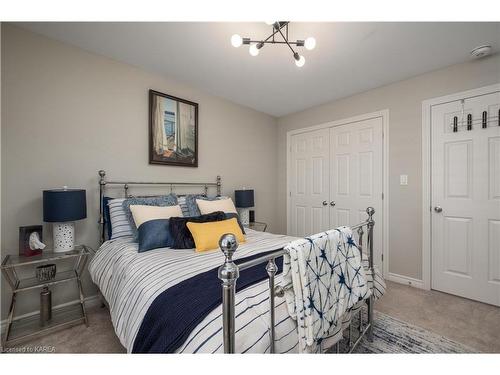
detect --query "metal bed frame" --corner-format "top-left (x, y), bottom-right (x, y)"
top-left (97, 170), bottom-right (222, 244)
top-left (96, 170), bottom-right (375, 354)
top-left (217, 207), bottom-right (376, 354)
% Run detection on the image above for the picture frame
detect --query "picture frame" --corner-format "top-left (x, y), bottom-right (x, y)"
top-left (19, 225), bottom-right (43, 257)
top-left (149, 89), bottom-right (199, 167)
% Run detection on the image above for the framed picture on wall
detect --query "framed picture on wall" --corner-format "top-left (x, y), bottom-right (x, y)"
top-left (149, 89), bottom-right (199, 167)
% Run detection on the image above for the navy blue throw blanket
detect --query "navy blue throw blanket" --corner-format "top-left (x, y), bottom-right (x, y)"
top-left (132, 249), bottom-right (284, 353)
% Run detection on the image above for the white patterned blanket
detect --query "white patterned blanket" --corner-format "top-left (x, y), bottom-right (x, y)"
top-left (283, 227), bottom-right (375, 353)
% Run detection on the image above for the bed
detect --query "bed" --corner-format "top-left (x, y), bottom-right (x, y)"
top-left (89, 170), bottom-right (384, 353)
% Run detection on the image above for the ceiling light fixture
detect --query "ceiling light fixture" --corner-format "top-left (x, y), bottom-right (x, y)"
top-left (231, 22), bottom-right (315, 67)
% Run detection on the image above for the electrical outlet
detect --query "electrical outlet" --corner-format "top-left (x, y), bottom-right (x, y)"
top-left (400, 174), bottom-right (408, 185)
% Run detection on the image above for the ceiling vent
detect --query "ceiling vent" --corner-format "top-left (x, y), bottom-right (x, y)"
top-left (470, 45), bottom-right (492, 59)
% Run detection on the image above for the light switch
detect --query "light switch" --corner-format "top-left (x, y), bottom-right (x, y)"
top-left (400, 174), bottom-right (408, 185)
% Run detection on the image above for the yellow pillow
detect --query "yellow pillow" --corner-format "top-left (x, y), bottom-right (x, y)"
top-left (186, 218), bottom-right (245, 252)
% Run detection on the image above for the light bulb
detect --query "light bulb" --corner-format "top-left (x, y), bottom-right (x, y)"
top-left (305, 37), bottom-right (316, 50)
top-left (265, 21), bottom-right (275, 25)
top-left (295, 55), bottom-right (305, 67)
top-left (249, 44), bottom-right (260, 56)
top-left (231, 34), bottom-right (243, 48)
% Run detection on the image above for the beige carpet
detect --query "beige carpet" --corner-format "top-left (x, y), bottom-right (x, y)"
top-left (376, 281), bottom-right (500, 353)
top-left (5, 280), bottom-right (500, 353)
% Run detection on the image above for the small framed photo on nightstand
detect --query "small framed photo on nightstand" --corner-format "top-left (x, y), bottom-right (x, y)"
top-left (19, 225), bottom-right (44, 257)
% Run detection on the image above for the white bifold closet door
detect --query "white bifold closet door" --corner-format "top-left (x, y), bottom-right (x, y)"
top-left (330, 118), bottom-right (383, 268)
top-left (289, 128), bottom-right (330, 237)
top-left (431, 91), bottom-right (500, 306)
top-left (289, 116), bottom-right (383, 270)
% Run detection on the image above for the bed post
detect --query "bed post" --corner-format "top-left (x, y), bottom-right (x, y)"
top-left (366, 207), bottom-right (375, 342)
top-left (218, 233), bottom-right (239, 353)
top-left (98, 170), bottom-right (106, 244)
top-left (216, 175), bottom-right (222, 197)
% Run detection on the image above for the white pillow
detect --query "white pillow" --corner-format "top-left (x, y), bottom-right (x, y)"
top-left (129, 204), bottom-right (183, 228)
top-left (196, 198), bottom-right (237, 215)
top-left (108, 198), bottom-right (134, 240)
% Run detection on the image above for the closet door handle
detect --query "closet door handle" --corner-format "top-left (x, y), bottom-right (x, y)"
top-left (322, 201), bottom-right (328, 206)
top-left (330, 201), bottom-right (336, 207)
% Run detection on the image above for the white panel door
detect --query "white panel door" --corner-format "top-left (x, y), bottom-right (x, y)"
top-left (289, 128), bottom-right (330, 237)
top-left (330, 117), bottom-right (384, 269)
top-left (431, 91), bottom-right (500, 306)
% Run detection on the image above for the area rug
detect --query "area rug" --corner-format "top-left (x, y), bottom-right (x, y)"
top-left (337, 312), bottom-right (478, 354)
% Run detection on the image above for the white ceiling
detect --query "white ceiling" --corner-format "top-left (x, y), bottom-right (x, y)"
top-left (17, 22), bottom-right (500, 117)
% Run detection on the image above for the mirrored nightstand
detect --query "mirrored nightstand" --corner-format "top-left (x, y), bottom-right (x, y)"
top-left (246, 221), bottom-right (267, 232)
top-left (1, 245), bottom-right (91, 349)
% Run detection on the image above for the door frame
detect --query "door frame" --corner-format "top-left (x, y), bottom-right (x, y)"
top-left (286, 109), bottom-right (390, 278)
top-left (421, 83), bottom-right (500, 291)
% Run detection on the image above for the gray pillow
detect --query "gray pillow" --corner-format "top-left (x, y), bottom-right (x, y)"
top-left (122, 194), bottom-right (178, 240)
top-left (184, 194), bottom-right (218, 217)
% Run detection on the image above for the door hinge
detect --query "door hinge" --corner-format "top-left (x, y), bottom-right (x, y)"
top-left (382, 193), bottom-right (384, 200)
top-left (289, 191), bottom-right (292, 197)
top-left (381, 254), bottom-right (384, 262)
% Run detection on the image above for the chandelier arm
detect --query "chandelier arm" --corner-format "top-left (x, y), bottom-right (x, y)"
top-left (247, 40), bottom-right (302, 46)
top-left (276, 26), bottom-right (296, 55)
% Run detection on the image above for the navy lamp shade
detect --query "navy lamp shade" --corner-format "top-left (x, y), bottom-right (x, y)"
top-left (43, 189), bottom-right (87, 222)
top-left (43, 188), bottom-right (86, 252)
top-left (234, 189), bottom-right (254, 208)
top-left (235, 189), bottom-right (254, 227)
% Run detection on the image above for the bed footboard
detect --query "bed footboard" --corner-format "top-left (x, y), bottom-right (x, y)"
top-left (218, 207), bottom-right (376, 354)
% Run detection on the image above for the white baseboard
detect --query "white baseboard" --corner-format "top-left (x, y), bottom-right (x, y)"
top-left (1, 294), bottom-right (101, 334)
top-left (386, 272), bottom-right (426, 290)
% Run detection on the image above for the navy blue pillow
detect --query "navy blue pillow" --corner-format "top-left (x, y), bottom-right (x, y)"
top-left (137, 219), bottom-right (174, 253)
top-left (103, 196), bottom-right (113, 239)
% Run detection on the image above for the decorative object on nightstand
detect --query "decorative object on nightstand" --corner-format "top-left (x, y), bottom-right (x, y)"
top-left (43, 188), bottom-right (87, 252)
top-left (1, 245), bottom-right (91, 348)
top-left (19, 225), bottom-right (45, 257)
top-left (234, 189), bottom-right (254, 226)
top-left (247, 221), bottom-right (268, 232)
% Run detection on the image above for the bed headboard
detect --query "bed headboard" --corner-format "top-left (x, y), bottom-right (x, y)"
top-left (98, 170), bottom-right (222, 244)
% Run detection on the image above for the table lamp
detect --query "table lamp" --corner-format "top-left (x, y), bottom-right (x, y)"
top-left (43, 188), bottom-right (87, 252)
top-left (235, 189), bottom-right (254, 226)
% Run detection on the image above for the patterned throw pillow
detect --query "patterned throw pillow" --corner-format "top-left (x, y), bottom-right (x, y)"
top-left (177, 196), bottom-right (191, 217)
top-left (108, 198), bottom-right (134, 240)
top-left (183, 194), bottom-right (209, 217)
top-left (122, 194), bottom-right (178, 240)
top-left (169, 211), bottom-right (226, 249)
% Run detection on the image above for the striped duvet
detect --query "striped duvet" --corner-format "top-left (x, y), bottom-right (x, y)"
top-left (89, 229), bottom-right (384, 353)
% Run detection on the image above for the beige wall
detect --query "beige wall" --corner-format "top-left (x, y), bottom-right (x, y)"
top-left (277, 54), bottom-right (500, 280)
top-left (1, 25), bottom-right (279, 319)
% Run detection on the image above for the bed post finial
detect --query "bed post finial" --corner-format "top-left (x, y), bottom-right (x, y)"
top-left (218, 233), bottom-right (239, 353)
top-left (366, 207), bottom-right (375, 221)
top-left (216, 175), bottom-right (222, 197)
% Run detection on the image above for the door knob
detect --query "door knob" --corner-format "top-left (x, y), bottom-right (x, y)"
top-left (330, 201), bottom-right (336, 207)
top-left (322, 201), bottom-right (328, 206)
top-left (434, 206), bottom-right (443, 213)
